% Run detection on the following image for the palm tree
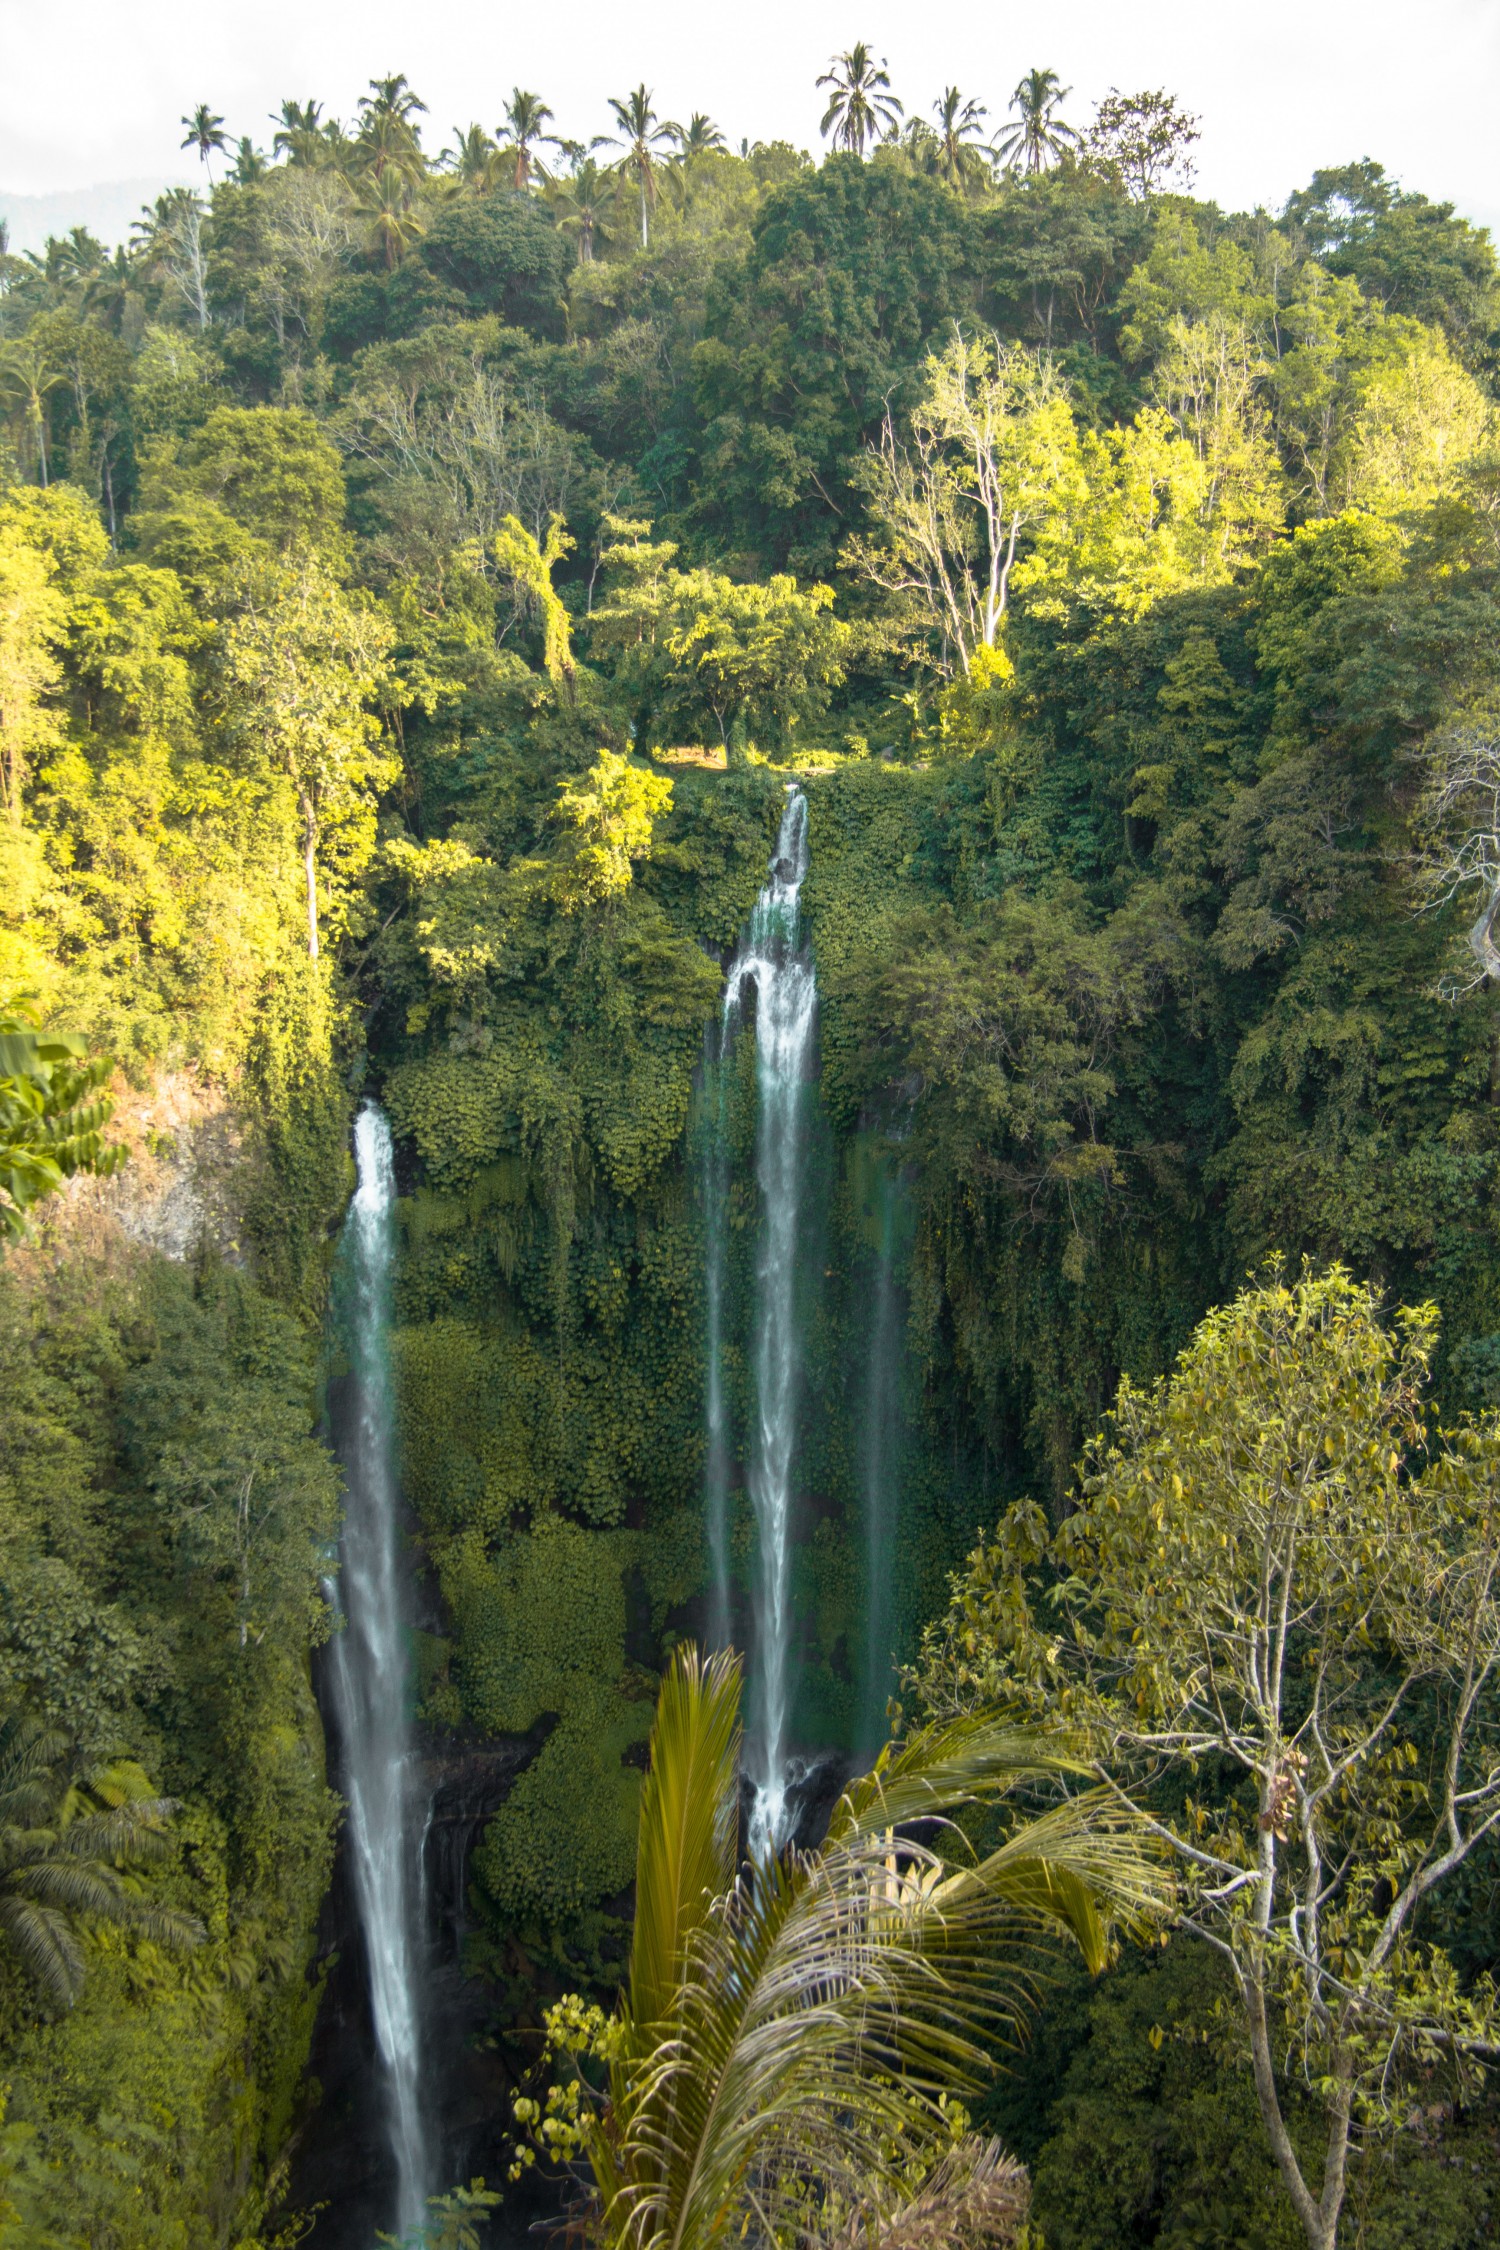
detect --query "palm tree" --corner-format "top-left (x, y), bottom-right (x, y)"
top-left (360, 73), bottom-right (426, 129)
top-left (271, 99), bottom-right (326, 167)
top-left (668, 113), bottom-right (726, 211)
top-left (673, 113), bottom-right (726, 163)
top-left (232, 137), bottom-right (267, 184)
top-left (931, 88), bottom-right (991, 194)
top-left (0, 1712), bottom-right (202, 2009)
top-left (605, 86), bottom-right (679, 249)
top-left (0, 338), bottom-right (67, 485)
top-left (530, 1646), bottom-right (1168, 2250)
top-left (356, 165), bottom-right (426, 268)
top-left (439, 124), bottom-right (500, 188)
top-left (551, 154), bottom-right (618, 264)
top-left (817, 44), bottom-right (904, 157)
top-left (501, 90), bottom-right (558, 191)
top-left (180, 103), bottom-right (228, 178)
top-left (355, 74), bottom-right (428, 188)
top-left (994, 69), bottom-right (1078, 176)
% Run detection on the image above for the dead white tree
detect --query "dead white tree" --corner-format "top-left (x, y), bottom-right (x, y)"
top-left (847, 328), bottom-right (1076, 677)
top-left (1411, 711), bottom-right (1500, 985)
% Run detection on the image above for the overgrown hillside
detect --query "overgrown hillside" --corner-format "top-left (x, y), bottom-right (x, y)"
top-left (2, 74), bottom-right (1499, 2247)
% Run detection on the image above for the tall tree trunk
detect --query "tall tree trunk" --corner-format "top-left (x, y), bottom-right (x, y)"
top-left (1245, 1970), bottom-right (1345, 2250)
top-left (1470, 881), bottom-right (1500, 982)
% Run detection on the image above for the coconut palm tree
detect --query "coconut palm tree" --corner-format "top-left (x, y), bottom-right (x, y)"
top-left (551, 153), bottom-right (619, 264)
top-left (0, 1712), bottom-right (202, 2009)
top-left (356, 165), bottom-right (425, 268)
top-left (529, 1645), bottom-right (1168, 2250)
top-left (231, 137), bottom-right (267, 184)
top-left (501, 90), bottom-right (559, 191)
top-left (817, 44), bottom-right (904, 157)
top-left (931, 88), bottom-right (991, 194)
top-left (180, 103), bottom-right (228, 178)
top-left (441, 123), bottom-right (502, 188)
top-left (355, 74), bottom-right (427, 188)
top-left (605, 86), bottom-right (680, 248)
top-left (0, 338), bottom-right (67, 485)
top-left (271, 99), bottom-right (327, 167)
top-left (672, 113), bottom-right (726, 163)
top-left (994, 69), bottom-right (1078, 176)
top-left (360, 73), bottom-right (426, 129)
top-left (668, 113), bottom-right (726, 211)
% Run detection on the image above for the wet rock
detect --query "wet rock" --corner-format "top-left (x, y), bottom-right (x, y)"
top-left (284, 1723), bottom-right (550, 2246)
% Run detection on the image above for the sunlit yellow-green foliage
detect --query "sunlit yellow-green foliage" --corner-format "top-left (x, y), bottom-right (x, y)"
top-left (219, 550), bottom-right (396, 957)
top-left (5, 84), bottom-right (1500, 2250)
top-left (1344, 328), bottom-right (1495, 514)
top-left (553, 749), bottom-right (673, 907)
top-left (0, 481), bottom-right (300, 1069)
top-left (491, 512), bottom-right (577, 688)
top-left (588, 518), bottom-right (849, 749)
top-left (0, 510), bottom-right (66, 819)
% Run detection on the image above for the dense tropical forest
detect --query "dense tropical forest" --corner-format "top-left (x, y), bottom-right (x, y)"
top-left (3, 45), bottom-right (1500, 2250)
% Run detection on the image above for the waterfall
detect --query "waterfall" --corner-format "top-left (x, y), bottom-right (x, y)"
top-left (722, 790), bottom-right (817, 1855)
top-left (325, 1105), bottom-right (432, 2242)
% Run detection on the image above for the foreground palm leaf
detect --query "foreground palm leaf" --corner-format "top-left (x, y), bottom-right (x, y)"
top-left (545, 1645), bottom-right (1169, 2250)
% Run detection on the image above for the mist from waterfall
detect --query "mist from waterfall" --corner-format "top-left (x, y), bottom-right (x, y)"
top-left (325, 1105), bottom-right (432, 2241)
top-left (720, 790), bottom-right (817, 1855)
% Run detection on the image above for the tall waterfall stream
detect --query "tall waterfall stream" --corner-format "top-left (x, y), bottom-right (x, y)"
top-left (314, 795), bottom-right (902, 2228)
top-left (717, 789), bottom-right (818, 1854)
top-left (325, 1105), bottom-right (432, 2240)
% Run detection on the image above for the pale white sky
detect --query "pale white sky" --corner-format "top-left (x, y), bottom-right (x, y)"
top-left (2, 0), bottom-right (1497, 234)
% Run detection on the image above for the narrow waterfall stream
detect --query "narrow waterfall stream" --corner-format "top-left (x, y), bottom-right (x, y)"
top-left (325, 1105), bottom-right (432, 2241)
top-left (721, 790), bottom-right (817, 1855)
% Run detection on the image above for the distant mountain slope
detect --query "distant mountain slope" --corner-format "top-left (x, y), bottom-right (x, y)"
top-left (0, 176), bottom-right (194, 256)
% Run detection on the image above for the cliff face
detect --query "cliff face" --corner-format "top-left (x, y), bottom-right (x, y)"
top-left (0, 1057), bottom-right (347, 2250)
top-left (288, 1728), bottom-right (554, 2246)
top-left (66, 1069), bottom-right (250, 1266)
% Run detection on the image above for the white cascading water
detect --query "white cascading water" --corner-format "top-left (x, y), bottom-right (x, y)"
top-left (722, 790), bottom-right (817, 1855)
top-left (325, 1105), bottom-right (432, 2241)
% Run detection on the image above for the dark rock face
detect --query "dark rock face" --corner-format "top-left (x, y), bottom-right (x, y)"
top-left (286, 1715), bottom-right (855, 2246)
top-left (781, 1752), bottom-right (858, 1850)
top-left (422, 1734), bottom-right (553, 1958)
top-left (284, 1724), bottom-right (550, 2247)
top-left (735, 1749), bottom-right (859, 1861)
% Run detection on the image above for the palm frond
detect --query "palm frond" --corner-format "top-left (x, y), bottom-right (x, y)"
top-left (0, 1715), bottom-right (201, 2004)
top-left (59, 1801), bottom-right (179, 1865)
top-left (574, 1647), bottom-right (1172, 2250)
top-left (834, 2135), bottom-right (1030, 2250)
top-left (629, 1643), bottom-right (741, 2034)
top-left (8, 1858), bottom-right (129, 1916)
top-left (0, 1894), bottom-right (85, 2007)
